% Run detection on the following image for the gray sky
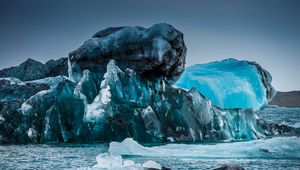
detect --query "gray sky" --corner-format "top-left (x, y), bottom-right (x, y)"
top-left (0, 0), bottom-right (299, 91)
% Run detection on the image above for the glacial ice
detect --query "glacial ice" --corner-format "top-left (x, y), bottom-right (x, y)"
top-left (0, 76), bottom-right (67, 88)
top-left (25, 76), bottom-right (68, 87)
top-left (0, 77), bottom-right (24, 85)
top-left (92, 152), bottom-right (163, 170)
top-left (142, 161), bottom-right (162, 169)
top-left (175, 58), bottom-right (276, 110)
top-left (109, 137), bottom-right (300, 159)
top-left (0, 23), bottom-right (297, 144)
top-left (0, 60), bottom-right (297, 143)
top-left (93, 153), bottom-right (123, 169)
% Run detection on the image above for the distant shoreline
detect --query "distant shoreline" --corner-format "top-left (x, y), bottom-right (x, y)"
top-left (270, 91), bottom-right (300, 107)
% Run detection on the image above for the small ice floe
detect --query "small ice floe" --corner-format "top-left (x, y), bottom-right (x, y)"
top-left (142, 160), bottom-right (162, 169)
top-left (108, 137), bottom-right (300, 159)
top-left (91, 152), bottom-right (163, 170)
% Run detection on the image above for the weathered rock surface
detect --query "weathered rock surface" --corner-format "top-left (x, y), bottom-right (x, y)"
top-left (45, 58), bottom-right (69, 77)
top-left (69, 23), bottom-right (187, 84)
top-left (248, 61), bottom-right (277, 102)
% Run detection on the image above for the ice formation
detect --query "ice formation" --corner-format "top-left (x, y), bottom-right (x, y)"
top-left (92, 152), bottom-right (163, 170)
top-left (1, 60), bottom-right (296, 143)
top-left (109, 137), bottom-right (300, 159)
top-left (0, 23), bottom-right (298, 144)
top-left (175, 58), bottom-right (276, 110)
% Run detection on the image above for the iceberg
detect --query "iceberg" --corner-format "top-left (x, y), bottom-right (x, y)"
top-left (0, 23), bottom-right (297, 144)
top-left (175, 59), bottom-right (276, 110)
top-left (2, 60), bottom-right (295, 144)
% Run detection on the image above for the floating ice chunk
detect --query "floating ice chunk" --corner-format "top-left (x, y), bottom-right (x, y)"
top-left (109, 138), bottom-right (153, 156)
top-left (93, 153), bottom-right (123, 169)
top-left (123, 160), bottom-right (136, 167)
top-left (109, 137), bottom-right (300, 159)
top-left (92, 152), bottom-right (162, 170)
top-left (142, 160), bottom-right (162, 169)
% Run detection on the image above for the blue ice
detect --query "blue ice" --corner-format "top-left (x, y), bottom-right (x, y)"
top-left (175, 58), bottom-right (267, 110)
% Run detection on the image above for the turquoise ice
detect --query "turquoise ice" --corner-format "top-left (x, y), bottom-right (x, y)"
top-left (175, 58), bottom-right (275, 110)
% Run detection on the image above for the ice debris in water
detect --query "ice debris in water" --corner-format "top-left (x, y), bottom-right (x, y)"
top-left (93, 153), bottom-right (122, 169)
top-left (109, 137), bottom-right (300, 159)
top-left (92, 152), bottom-right (162, 170)
top-left (175, 58), bottom-right (276, 110)
top-left (142, 161), bottom-right (162, 169)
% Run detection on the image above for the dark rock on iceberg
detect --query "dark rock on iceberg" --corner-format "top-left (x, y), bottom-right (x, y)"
top-left (248, 61), bottom-right (277, 102)
top-left (69, 23), bottom-right (187, 84)
top-left (45, 58), bottom-right (69, 77)
top-left (0, 58), bottom-right (68, 81)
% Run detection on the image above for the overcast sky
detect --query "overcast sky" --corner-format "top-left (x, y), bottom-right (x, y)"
top-left (0, 0), bottom-right (299, 91)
